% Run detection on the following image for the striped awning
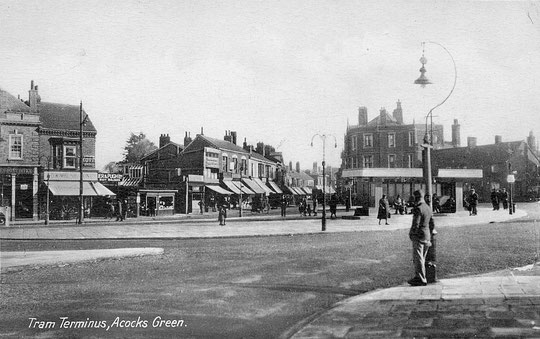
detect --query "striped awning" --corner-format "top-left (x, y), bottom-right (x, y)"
top-left (242, 178), bottom-right (266, 194)
top-left (223, 180), bottom-right (243, 194)
top-left (206, 185), bottom-right (233, 195)
top-left (119, 177), bottom-right (142, 187)
top-left (232, 181), bottom-right (255, 194)
top-left (284, 186), bottom-right (298, 195)
top-left (267, 180), bottom-right (283, 194)
top-left (253, 178), bottom-right (273, 195)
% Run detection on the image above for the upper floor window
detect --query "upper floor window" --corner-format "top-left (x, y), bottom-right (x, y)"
top-left (9, 134), bottom-right (23, 159)
top-left (408, 131), bottom-right (416, 147)
top-left (232, 156), bottom-right (238, 173)
top-left (222, 155), bottom-right (228, 172)
top-left (363, 134), bottom-right (373, 148)
top-left (408, 154), bottom-right (414, 168)
top-left (388, 154), bottom-right (396, 168)
top-left (363, 155), bottom-right (373, 168)
top-left (241, 158), bottom-right (248, 175)
top-left (350, 135), bottom-right (357, 151)
top-left (63, 145), bottom-right (77, 168)
top-left (388, 133), bottom-right (396, 148)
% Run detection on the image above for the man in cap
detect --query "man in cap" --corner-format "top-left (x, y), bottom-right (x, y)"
top-left (408, 190), bottom-right (433, 286)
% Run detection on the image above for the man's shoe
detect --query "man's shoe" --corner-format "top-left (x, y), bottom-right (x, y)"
top-left (407, 278), bottom-right (427, 286)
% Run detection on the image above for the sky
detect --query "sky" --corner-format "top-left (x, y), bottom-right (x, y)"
top-left (1, 0), bottom-right (540, 170)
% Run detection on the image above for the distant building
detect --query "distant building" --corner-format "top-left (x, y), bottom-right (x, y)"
top-left (432, 134), bottom-right (540, 202)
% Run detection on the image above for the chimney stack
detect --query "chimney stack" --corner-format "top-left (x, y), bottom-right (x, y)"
top-left (495, 135), bottom-right (502, 144)
top-left (379, 108), bottom-right (387, 125)
top-left (392, 100), bottom-right (403, 124)
top-left (467, 137), bottom-right (477, 148)
top-left (28, 80), bottom-right (39, 112)
top-left (451, 119), bottom-right (461, 147)
top-left (231, 131), bottom-right (237, 145)
top-left (358, 106), bottom-right (368, 126)
top-left (159, 134), bottom-right (171, 148)
top-left (184, 132), bottom-right (192, 146)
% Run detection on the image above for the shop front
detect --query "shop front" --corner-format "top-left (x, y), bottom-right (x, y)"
top-left (43, 170), bottom-right (115, 220)
top-left (138, 189), bottom-right (177, 216)
top-left (0, 165), bottom-right (38, 221)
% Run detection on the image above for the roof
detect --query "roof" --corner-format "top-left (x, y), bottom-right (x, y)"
top-left (38, 102), bottom-right (97, 132)
top-left (367, 111), bottom-right (399, 126)
top-left (199, 135), bottom-right (248, 154)
top-left (437, 169), bottom-right (483, 178)
top-left (0, 88), bottom-right (31, 113)
top-left (141, 142), bottom-right (184, 161)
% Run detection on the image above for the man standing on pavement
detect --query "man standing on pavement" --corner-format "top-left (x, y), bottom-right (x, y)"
top-left (408, 190), bottom-right (432, 286)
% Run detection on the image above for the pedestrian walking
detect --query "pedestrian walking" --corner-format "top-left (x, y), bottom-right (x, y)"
top-left (408, 190), bottom-right (433, 286)
top-left (491, 189), bottom-right (500, 210)
top-left (105, 197), bottom-right (115, 220)
top-left (280, 195), bottom-right (287, 217)
top-left (432, 194), bottom-right (441, 213)
top-left (115, 199), bottom-right (124, 221)
top-left (329, 194), bottom-right (338, 219)
top-left (394, 194), bottom-right (404, 215)
top-left (218, 204), bottom-right (227, 226)
top-left (198, 200), bottom-right (204, 214)
top-left (377, 194), bottom-right (390, 225)
top-left (468, 188), bottom-right (479, 216)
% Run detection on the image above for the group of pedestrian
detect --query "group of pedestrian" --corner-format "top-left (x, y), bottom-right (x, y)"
top-left (490, 188), bottom-right (509, 210)
top-left (105, 198), bottom-right (127, 221)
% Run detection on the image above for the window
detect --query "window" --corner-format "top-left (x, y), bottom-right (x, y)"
top-left (258, 163), bottom-right (264, 177)
top-left (9, 134), bottom-right (23, 159)
top-left (232, 157), bottom-right (238, 173)
top-left (350, 135), bottom-right (357, 151)
top-left (222, 155), bottom-right (228, 172)
top-left (388, 133), bottom-right (396, 148)
top-left (408, 131), bottom-right (416, 147)
top-left (388, 154), bottom-right (396, 168)
top-left (363, 134), bottom-right (373, 148)
top-left (64, 146), bottom-right (77, 168)
top-left (241, 158), bottom-right (247, 175)
top-left (363, 155), bottom-right (373, 168)
top-left (408, 154), bottom-right (414, 168)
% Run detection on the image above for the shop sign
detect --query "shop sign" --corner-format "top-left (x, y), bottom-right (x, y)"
top-left (83, 156), bottom-right (95, 168)
top-left (0, 167), bottom-right (34, 175)
top-left (20, 184), bottom-right (28, 190)
top-left (45, 171), bottom-right (98, 181)
top-left (98, 173), bottom-right (123, 182)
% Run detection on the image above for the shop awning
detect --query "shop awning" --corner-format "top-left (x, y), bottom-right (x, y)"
top-left (293, 187), bottom-right (306, 195)
top-left (315, 185), bottom-right (336, 194)
top-left (47, 181), bottom-right (115, 196)
top-left (267, 180), bottom-right (283, 194)
top-left (206, 185), bottom-right (233, 195)
top-left (301, 187), bottom-right (313, 195)
top-left (253, 178), bottom-right (273, 195)
top-left (242, 178), bottom-right (266, 194)
top-left (284, 186), bottom-right (297, 195)
top-left (232, 181), bottom-right (255, 194)
top-left (222, 181), bottom-right (243, 194)
top-left (118, 177), bottom-right (142, 187)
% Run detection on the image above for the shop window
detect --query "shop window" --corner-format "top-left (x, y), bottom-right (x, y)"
top-left (64, 146), bottom-right (77, 168)
top-left (9, 134), bottom-right (23, 159)
top-left (159, 196), bottom-right (174, 210)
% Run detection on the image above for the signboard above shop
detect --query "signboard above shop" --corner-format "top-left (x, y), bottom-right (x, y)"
top-left (98, 173), bottom-right (123, 182)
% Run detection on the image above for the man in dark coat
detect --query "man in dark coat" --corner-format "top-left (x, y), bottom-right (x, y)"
top-left (491, 189), bottom-right (500, 210)
top-left (468, 188), bottom-right (479, 216)
top-left (408, 190), bottom-right (433, 286)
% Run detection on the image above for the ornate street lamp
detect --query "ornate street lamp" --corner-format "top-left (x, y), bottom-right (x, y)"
top-left (311, 133), bottom-right (337, 231)
top-left (414, 41), bottom-right (457, 207)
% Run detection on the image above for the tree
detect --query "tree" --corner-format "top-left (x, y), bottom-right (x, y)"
top-left (102, 161), bottom-right (120, 173)
top-left (123, 132), bottom-right (157, 163)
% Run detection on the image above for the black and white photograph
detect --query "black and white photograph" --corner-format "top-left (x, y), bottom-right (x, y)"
top-left (1, 1), bottom-right (540, 338)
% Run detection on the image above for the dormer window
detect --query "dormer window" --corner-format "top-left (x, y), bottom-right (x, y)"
top-left (63, 146), bottom-right (77, 168)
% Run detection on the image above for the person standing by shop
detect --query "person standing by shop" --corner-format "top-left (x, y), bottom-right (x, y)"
top-left (377, 194), bottom-right (390, 225)
top-left (408, 190), bottom-right (432, 286)
top-left (280, 195), bottom-right (287, 217)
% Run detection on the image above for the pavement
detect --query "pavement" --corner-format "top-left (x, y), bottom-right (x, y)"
top-left (2, 204), bottom-right (540, 338)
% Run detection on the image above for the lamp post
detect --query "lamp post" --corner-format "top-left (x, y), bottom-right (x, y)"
top-left (78, 101), bottom-right (88, 224)
top-left (311, 133), bottom-right (337, 231)
top-left (39, 156), bottom-right (51, 225)
top-left (507, 163), bottom-right (515, 215)
top-left (414, 41), bottom-right (457, 207)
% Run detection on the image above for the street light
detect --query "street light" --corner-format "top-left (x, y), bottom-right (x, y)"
top-left (78, 101), bottom-right (88, 224)
top-left (39, 156), bottom-right (51, 225)
top-left (414, 41), bottom-right (457, 207)
top-left (311, 133), bottom-right (337, 231)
